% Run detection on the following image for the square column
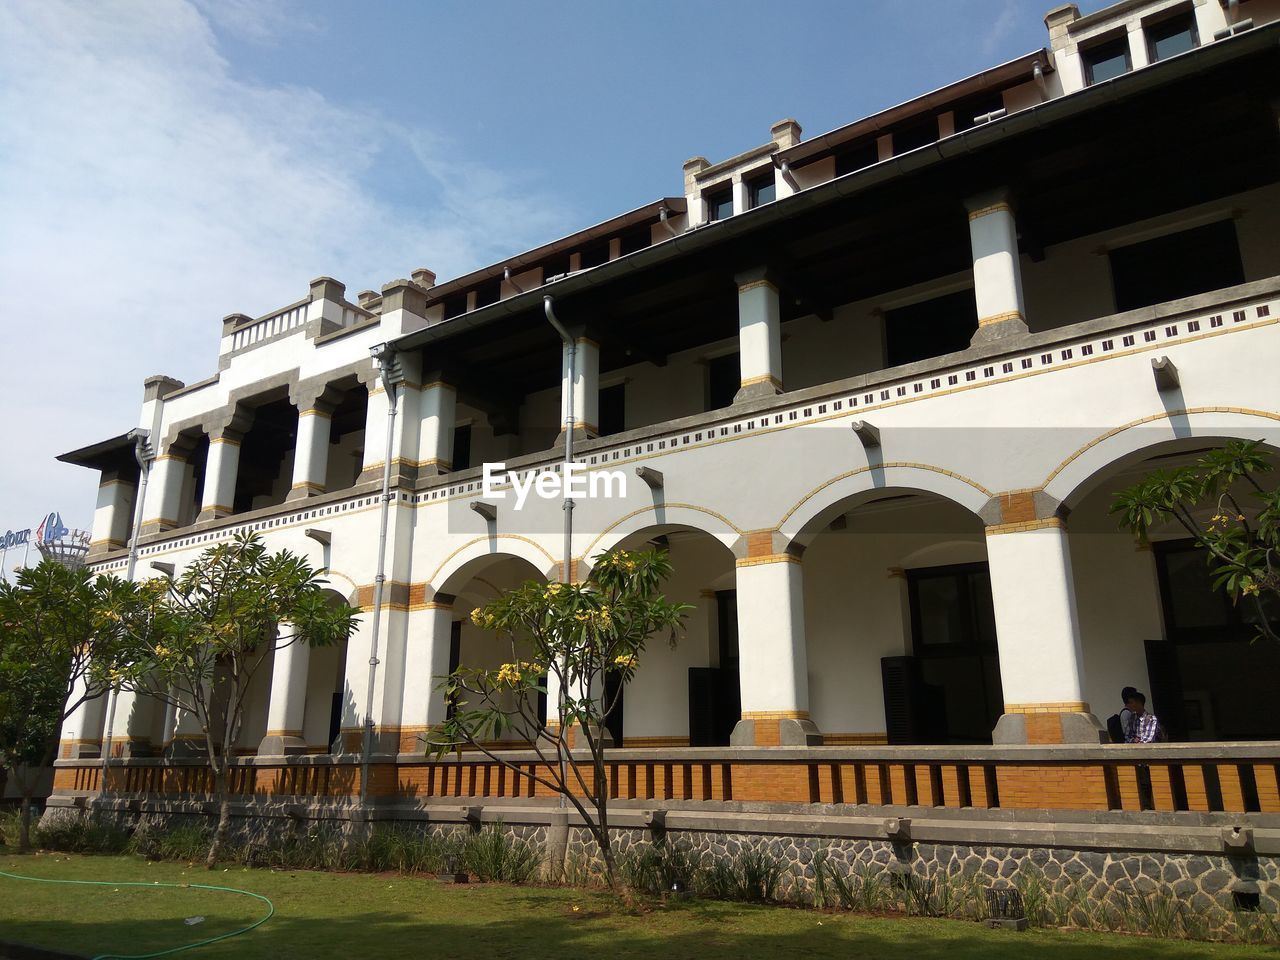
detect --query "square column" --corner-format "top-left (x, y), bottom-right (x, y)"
top-left (89, 471), bottom-right (136, 557)
top-left (730, 554), bottom-right (822, 746)
top-left (559, 335), bottom-right (600, 440)
top-left (259, 626), bottom-right (311, 756)
top-left (288, 405), bottom-right (334, 499)
top-left (357, 355), bottom-right (420, 487)
top-left (166, 683), bottom-right (206, 757)
top-left (985, 514), bottom-right (1105, 744)
top-left (59, 675), bottom-right (105, 759)
top-left (965, 189), bottom-right (1029, 342)
top-left (198, 430), bottom-right (241, 520)
top-left (733, 267), bottom-right (784, 402)
top-left (417, 379), bottom-right (457, 475)
top-left (398, 598), bottom-right (455, 753)
top-left (140, 448), bottom-right (187, 537)
top-left (105, 690), bottom-right (156, 758)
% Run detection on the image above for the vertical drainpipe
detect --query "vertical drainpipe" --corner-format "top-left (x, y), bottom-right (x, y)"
top-left (360, 343), bottom-right (402, 806)
top-left (543, 296), bottom-right (574, 812)
top-left (100, 425), bottom-right (156, 786)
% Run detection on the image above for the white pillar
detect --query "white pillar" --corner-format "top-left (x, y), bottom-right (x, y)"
top-left (1126, 21), bottom-right (1149, 70)
top-left (289, 405), bottom-right (333, 499)
top-left (199, 430), bottom-right (242, 520)
top-left (60, 677), bottom-right (106, 759)
top-left (359, 379), bottom-right (392, 483)
top-left (107, 690), bottom-right (156, 757)
top-left (259, 628), bottom-right (311, 755)
top-left (731, 178), bottom-right (749, 216)
top-left (399, 600), bottom-right (455, 753)
top-left (167, 684), bottom-right (205, 757)
top-left (966, 189), bottom-right (1029, 339)
top-left (89, 473), bottom-right (135, 557)
top-left (730, 555), bottom-right (821, 746)
top-left (140, 449), bottom-right (187, 536)
top-left (734, 267), bottom-right (784, 401)
top-left (986, 518), bottom-right (1105, 744)
top-left (418, 380), bottom-right (457, 475)
top-left (561, 335), bottom-right (599, 438)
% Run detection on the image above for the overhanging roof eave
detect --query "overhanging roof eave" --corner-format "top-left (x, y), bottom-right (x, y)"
top-left (389, 23), bottom-right (1279, 355)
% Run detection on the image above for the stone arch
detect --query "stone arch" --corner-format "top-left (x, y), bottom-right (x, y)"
top-left (778, 463), bottom-right (992, 551)
top-left (578, 503), bottom-right (743, 573)
top-left (429, 535), bottom-right (559, 598)
top-left (1043, 408), bottom-right (1280, 510)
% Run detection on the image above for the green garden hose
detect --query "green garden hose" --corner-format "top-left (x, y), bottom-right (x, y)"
top-left (0, 868), bottom-right (274, 959)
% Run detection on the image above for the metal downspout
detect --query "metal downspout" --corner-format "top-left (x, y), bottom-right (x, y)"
top-left (360, 344), bottom-right (401, 806)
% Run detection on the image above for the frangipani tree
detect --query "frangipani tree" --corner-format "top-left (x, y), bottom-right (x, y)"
top-left (0, 562), bottom-right (141, 851)
top-left (1113, 439), bottom-right (1279, 644)
top-left (109, 532), bottom-right (358, 867)
top-left (434, 548), bottom-right (690, 886)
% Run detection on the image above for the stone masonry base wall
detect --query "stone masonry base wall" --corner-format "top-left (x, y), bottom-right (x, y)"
top-left (41, 801), bottom-right (1277, 929)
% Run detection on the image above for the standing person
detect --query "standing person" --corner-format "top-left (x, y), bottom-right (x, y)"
top-left (1107, 686), bottom-right (1140, 743)
top-left (1125, 691), bottom-right (1164, 743)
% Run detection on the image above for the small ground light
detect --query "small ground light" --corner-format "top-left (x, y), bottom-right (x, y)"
top-left (984, 886), bottom-right (1028, 930)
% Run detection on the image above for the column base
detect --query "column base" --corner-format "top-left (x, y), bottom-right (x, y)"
top-left (110, 738), bottom-right (157, 758)
top-left (196, 506), bottom-right (233, 522)
top-left (731, 713), bottom-right (823, 747)
top-left (993, 707), bottom-right (1106, 745)
top-left (970, 313), bottom-right (1030, 345)
top-left (61, 740), bottom-right (102, 760)
top-left (285, 485), bottom-right (325, 502)
top-left (733, 378), bottom-right (783, 403)
top-left (256, 733), bottom-right (309, 757)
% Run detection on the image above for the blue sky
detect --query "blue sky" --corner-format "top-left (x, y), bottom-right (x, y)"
top-left (0, 0), bottom-right (1110, 552)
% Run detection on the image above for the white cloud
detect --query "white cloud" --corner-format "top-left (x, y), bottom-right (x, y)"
top-left (0, 0), bottom-right (572, 556)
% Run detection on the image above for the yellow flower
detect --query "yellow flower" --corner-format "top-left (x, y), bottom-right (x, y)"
top-left (495, 662), bottom-right (523, 685)
top-left (613, 653), bottom-right (637, 670)
top-left (470, 608), bottom-right (483, 626)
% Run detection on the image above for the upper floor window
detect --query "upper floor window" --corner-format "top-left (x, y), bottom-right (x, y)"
top-left (579, 239), bottom-right (610, 269)
top-left (835, 140), bottom-right (879, 177)
top-left (442, 292), bottom-right (468, 320)
top-left (1108, 219), bottom-right (1244, 313)
top-left (883, 289), bottom-right (978, 367)
top-left (542, 253), bottom-right (571, 283)
top-left (598, 383), bottom-right (626, 436)
top-left (706, 352), bottom-right (739, 410)
top-left (618, 223), bottom-right (651, 256)
top-left (890, 116), bottom-right (937, 155)
top-left (474, 278), bottom-right (500, 309)
top-left (1146, 10), bottom-right (1198, 63)
top-left (1082, 35), bottom-right (1131, 85)
top-left (707, 188), bottom-right (734, 222)
top-left (952, 89), bottom-right (1006, 132)
top-left (748, 173), bottom-right (775, 208)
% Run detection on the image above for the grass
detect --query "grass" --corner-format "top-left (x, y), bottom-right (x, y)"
top-left (1, 852), bottom-right (1273, 960)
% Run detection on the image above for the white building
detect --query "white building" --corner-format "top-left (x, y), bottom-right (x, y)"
top-left (57, 0), bottom-right (1280, 769)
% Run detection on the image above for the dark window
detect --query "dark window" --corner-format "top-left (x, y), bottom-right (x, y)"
top-left (1108, 220), bottom-right (1244, 313)
top-left (618, 223), bottom-right (651, 256)
top-left (706, 352), bottom-right (739, 410)
top-left (748, 173), bottom-right (775, 208)
top-left (451, 424), bottom-right (472, 471)
top-left (1147, 10), bottom-right (1197, 62)
top-left (952, 89), bottom-right (1006, 132)
top-left (541, 253), bottom-right (571, 283)
top-left (442, 293), bottom-right (468, 320)
top-left (598, 383), bottom-right (625, 436)
top-left (1152, 540), bottom-right (1280, 741)
top-left (1083, 35), bottom-right (1131, 85)
top-left (907, 563), bottom-right (1003, 744)
top-left (883, 289), bottom-right (979, 367)
top-left (474, 278), bottom-right (500, 309)
top-left (834, 140), bottom-right (879, 177)
top-left (891, 116), bottom-right (937, 154)
top-left (579, 240), bottom-right (609, 269)
top-left (707, 189), bottom-right (734, 222)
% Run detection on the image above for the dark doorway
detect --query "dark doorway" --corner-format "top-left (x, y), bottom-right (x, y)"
top-left (900, 562), bottom-right (1003, 744)
top-left (1109, 220), bottom-right (1244, 313)
top-left (688, 590), bottom-right (742, 746)
top-left (1150, 540), bottom-right (1280, 740)
top-left (603, 671), bottom-right (624, 746)
top-left (884, 289), bottom-right (979, 367)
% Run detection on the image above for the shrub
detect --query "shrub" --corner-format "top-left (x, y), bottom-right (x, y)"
top-left (462, 825), bottom-right (540, 884)
top-left (813, 853), bottom-right (892, 913)
top-left (620, 842), bottom-right (698, 897)
top-left (33, 814), bottom-right (129, 854)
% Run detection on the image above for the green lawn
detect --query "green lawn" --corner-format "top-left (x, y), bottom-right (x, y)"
top-left (0, 852), bottom-right (1274, 960)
